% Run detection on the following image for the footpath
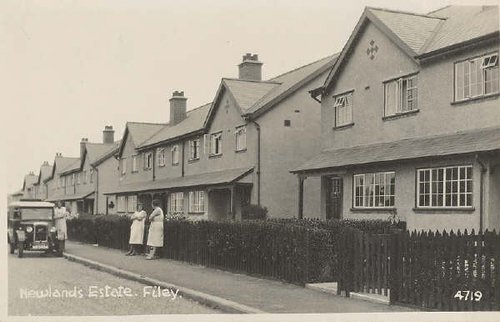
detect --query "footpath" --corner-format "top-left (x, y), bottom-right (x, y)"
top-left (64, 241), bottom-right (416, 314)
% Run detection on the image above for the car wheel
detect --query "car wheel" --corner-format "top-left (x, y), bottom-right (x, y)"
top-left (17, 242), bottom-right (24, 258)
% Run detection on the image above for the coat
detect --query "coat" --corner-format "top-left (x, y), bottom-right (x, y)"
top-left (54, 206), bottom-right (68, 240)
top-left (129, 210), bottom-right (146, 245)
top-left (146, 207), bottom-right (164, 247)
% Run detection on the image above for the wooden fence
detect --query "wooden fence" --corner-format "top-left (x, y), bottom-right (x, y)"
top-left (337, 228), bottom-right (500, 311)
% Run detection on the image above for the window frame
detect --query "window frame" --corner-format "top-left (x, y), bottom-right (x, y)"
top-left (171, 145), bottom-right (180, 165)
top-left (454, 51), bottom-right (499, 102)
top-left (353, 171), bottom-right (396, 209)
top-left (117, 195), bottom-right (127, 213)
top-left (209, 131), bottom-right (223, 156)
top-left (143, 152), bottom-right (153, 170)
top-left (131, 154), bottom-right (138, 172)
top-left (188, 190), bottom-right (205, 214)
top-left (169, 192), bottom-right (184, 214)
top-left (157, 148), bottom-right (165, 167)
top-left (121, 157), bottom-right (127, 175)
top-left (332, 90), bottom-right (354, 128)
top-left (189, 138), bottom-right (200, 161)
top-left (416, 165), bottom-right (473, 209)
top-left (383, 73), bottom-right (418, 117)
top-left (235, 125), bottom-right (247, 152)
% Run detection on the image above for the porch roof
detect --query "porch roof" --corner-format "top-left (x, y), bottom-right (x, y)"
top-left (104, 167), bottom-right (254, 195)
top-left (292, 126), bottom-right (500, 174)
top-left (46, 191), bottom-right (95, 202)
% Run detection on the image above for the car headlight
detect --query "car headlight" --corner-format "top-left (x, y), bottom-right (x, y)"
top-left (50, 227), bottom-right (57, 233)
top-left (25, 226), bottom-right (33, 233)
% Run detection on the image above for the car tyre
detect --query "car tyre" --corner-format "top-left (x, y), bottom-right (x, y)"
top-left (17, 242), bottom-right (24, 258)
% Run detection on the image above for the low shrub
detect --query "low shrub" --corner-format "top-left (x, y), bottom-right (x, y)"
top-left (241, 204), bottom-right (268, 220)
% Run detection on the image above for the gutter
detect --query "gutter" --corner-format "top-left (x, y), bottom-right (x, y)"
top-left (476, 154), bottom-right (488, 232)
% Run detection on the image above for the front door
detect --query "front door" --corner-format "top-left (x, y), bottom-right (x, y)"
top-left (326, 177), bottom-right (343, 220)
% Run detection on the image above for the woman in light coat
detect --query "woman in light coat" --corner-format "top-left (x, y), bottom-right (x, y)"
top-left (146, 199), bottom-right (164, 260)
top-left (125, 202), bottom-right (146, 256)
top-left (53, 201), bottom-right (68, 251)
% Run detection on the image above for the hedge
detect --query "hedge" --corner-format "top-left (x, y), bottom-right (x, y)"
top-left (67, 215), bottom-right (401, 285)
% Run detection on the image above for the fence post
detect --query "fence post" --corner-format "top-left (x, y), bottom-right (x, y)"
top-left (304, 229), bottom-right (310, 284)
top-left (390, 229), bottom-right (402, 304)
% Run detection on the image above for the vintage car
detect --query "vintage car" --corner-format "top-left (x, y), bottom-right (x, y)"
top-left (7, 200), bottom-right (63, 258)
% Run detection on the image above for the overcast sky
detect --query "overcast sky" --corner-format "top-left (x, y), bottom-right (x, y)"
top-left (0, 0), bottom-right (489, 193)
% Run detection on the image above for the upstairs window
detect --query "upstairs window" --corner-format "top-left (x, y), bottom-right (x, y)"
top-left (83, 170), bottom-right (87, 184)
top-left (384, 75), bottom-right (418, 116)
top-left (121, 158), bottom-right (127, 175)
top-left (171, 145), bottom-right (179, 165)
top-left (333, 92), bottom-right (353, 127)
top-left (89, 169), bottom-right (94, 183)
top-left (77, 173), bottom-right (81, 185)
top-left (190, 138), bottom-right (200, 160)
top-left (144, 152), bottom-right (153, 170)
top-left (455, 53), bottom-right (499, 101)
top-left (157, 149), bottom-right (165, 167)
top-left (71, 174), bottom-right (75, 185)
top-left (132, 155), bottom-right (138, 172)
top-left (235, 126), bottom-right (247, 151)
top-left (210, 132), bottom-right (223, 156)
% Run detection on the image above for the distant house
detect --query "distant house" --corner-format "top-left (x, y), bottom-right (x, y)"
top-left (293, 6), bottom-right (500, 231)
top-left (105, 53), bottom-right (338, 219)
top-left (8, 190), bottom-right (23, 204)
top-left (32, 161), bottom-right (52, 200)
top-left (21, 172), bottom-right (38, 199)
top-left (45, 154), bottom-right (80, 208)
top-left (48, 126), bottom-right (120, 215)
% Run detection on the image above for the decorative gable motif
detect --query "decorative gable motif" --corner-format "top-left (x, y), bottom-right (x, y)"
top-left (366, 40), bottom-right (379, 60)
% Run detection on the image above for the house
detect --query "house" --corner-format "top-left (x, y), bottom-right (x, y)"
top-left (292, 6), bottom-right (500, 232)
top-left (32, 161), bottom-right (52, 200)
top-left (21, 172), bottom-right (38, 199)
top-left (53, 126), bottom-right (120, 215)
top-left (105, 53), bottom-right (338, 219)
top-left (45, 154), bottom-right (80, 208)
top-left (8, 190), bottom-right (24, 204)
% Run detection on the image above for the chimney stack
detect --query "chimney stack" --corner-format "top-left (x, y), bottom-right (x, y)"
top-left (43, 161), bottom-right (49, 166)
top-left (238, 53), bottom-right (263, 81)
top-left (169, 91), bottom-right (187, 126)
top-left (103, 125), bottom-right (115, 144)
top-left (80, 138), bottom-right (88, 159)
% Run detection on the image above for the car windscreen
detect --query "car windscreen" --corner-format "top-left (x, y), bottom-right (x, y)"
top-left (20, 208), bottom-right (53, 220)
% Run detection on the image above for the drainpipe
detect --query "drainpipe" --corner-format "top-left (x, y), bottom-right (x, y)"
top-left (152, 149), bottom-right (156, 181)
top-left (476, 154), bottom-right (487, 232)
top-left (93, 166), bottom-right (99, 215)
top-left (181, 141), bottom-right (185, 177)
top-left (249, 119), bottom-right (261, 206)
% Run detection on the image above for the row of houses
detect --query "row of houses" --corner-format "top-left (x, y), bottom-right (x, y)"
top-left (15, 5), bottom-right (500, 232)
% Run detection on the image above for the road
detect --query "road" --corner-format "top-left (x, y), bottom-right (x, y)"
top-left (8, 251), bottom-right (220, 316)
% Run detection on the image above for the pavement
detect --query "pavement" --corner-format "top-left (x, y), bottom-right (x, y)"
top-left (63, 241), bottom-right (416, 314)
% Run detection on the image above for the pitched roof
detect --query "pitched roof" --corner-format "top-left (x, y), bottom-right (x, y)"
top-left (22, 173), bottom-right (38, 190)
top-left (91, 141), bottom-right (121, 166)
top-left (138, 103), bottom-right (212, 149)
top-left (117, 122), bottom-right (166, 157)
top-left (104, 167), bottom-right (254, 194)
top-left (61, 159), bottom-right (81, 174)
top-left (223, 79), bottom-right (280, 113)
top-left (85, 141), bottom-right (120, 165)
top-left (44, 156), bottom-right (79, 182)
top-left (292, 126), bottom-right (500, 173)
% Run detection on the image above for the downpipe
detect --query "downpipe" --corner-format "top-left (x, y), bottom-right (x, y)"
top-left (476, 154), bottom-right (487, 232)
top-left (250, 119), bottom-right (261, 206)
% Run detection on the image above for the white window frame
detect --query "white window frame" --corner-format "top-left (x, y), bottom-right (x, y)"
top-left (354, 171), bottom-right (395, 208)
top-left (144, 152), bottom-right (153, 170)
top-left (384, 74), bottom-right (418, 116)
top-left (127, 195), bottom-right (137, 213)
top-left (83, 170), bottom-right (87, 184)
top-left (77, 173), bottom-right (81, 185)
top-left (235, 126), bottom-right (247, 151)
top-left (417, 165), bottom-right (473, 209)
top-left (190, 138), bottom-right (200, 160)
top-left (188, 191), bottom-right (205, 213)
top-left (171, 145), bottom-right (179, 165)
top-left (117, 196), bottom-right (126, 213)
top-left (89, 169), bottom-right (94, 183)
top-left (333, 92), bottom-right (353, 127)
top-left (132, 154), bottom-right (138, 172)
top-left (121, 158), bottom-right (127, 175)
top-left (455, 52), bottom-right (499, 101)
top-left (169, 192), bottom-right (184, 213)
top-left (157, 148), bottom-right (165, 167)
top-left (210, 132), bottom-right (223, 156)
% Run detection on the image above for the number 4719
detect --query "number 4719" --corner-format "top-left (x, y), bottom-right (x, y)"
top-left (454, 291), bottom-right (482, 301)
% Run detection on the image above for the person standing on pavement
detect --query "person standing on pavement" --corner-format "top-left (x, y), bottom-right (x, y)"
top-left (126, 202), bottom-right (146, 256)
top-left (53, 201), bottom-right (69, 252)
top-left (146, 199), bottom-right (164, 260)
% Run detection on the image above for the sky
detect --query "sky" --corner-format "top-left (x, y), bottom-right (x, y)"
top-left (0, 0), bottom-right (493, 193)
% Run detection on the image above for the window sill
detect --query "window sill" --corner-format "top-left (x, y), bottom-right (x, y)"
top-left (333, 123), bottom-right (354, 131)
top-left (188, 212), bottom-right (206, 215)
top-left (235, 148), bottom-right (247, 153)
top-left (413, 207), bottom-right (475, 213)
top-left (351, 207), bottom-right (396, 213)
top-left (209, 154), bottom-right (223, 159)
top-left (188, 158), bottom-right (200, 164)
top-left (382, 109), bottom-right (419, 121)
top-left (451, 92), bottom-right (500, 106)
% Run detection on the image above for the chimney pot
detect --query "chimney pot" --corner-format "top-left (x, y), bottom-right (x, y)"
top-left (238, 52), bottom-right (263, 81)
top-left (169, 90), bottom-right (188, 125)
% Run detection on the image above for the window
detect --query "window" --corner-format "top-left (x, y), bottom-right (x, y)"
top-left (71, 174), bottom-right (75, 185)
top-left (333, 92), bottom-right (353, 127)
top-left (284, 120), bottom-right (291, 127)
top-left (171, 145), bottom-right (179, 165)
top-left (169, 192), bottom-right (184, 213)
top-left (77, 173), bottom-right (81, 185)
top-left (83, 170), bottom-right (87, 184)
top-left (127, 195), bottom-right (137, 213)
top-left (190, 139), bottom-right (200, 160)
top-left (90, 169), bottom-right (94, 183)
top-left (132, 155), bottom-right (138, 172)
top-left (144, 152), bottom-right (153, 170)
top-left (188, 191), bottom-right (205, 213)
top-left (121, 158), bottom-right (127, 175)
top-left (354, 172), bottom-right (395, 208)
top-left (235, 126), bottom-right (247, 151)
top-left (455, 53), bottom-right (499, 101)
top-left (384, 75), bottom-right (418, 116)
top-left (117, 196), bottom-right (126, 213)
top-left (210, 132), bottom-right (223, 156)
top-left (417, 165), bottom-right (473, 208)
top-left (157, 149), bottom-right (165, 167)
